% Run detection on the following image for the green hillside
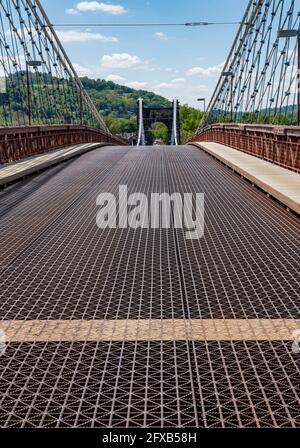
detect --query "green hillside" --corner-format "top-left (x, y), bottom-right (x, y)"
top-left (81, 77), bottom-right (171, 117)
top-left (0, 74), bottom-right (203, 142)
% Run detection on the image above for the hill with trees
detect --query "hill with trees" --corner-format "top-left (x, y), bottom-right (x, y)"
top-left (0, 73), bottom-right (203, 142)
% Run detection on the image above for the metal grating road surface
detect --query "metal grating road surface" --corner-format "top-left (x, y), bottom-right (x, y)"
top-left (0, 145), bottom-right (299, 428)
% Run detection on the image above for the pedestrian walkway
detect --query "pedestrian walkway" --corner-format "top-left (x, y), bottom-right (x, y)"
top-left (191, 141), bottom-right (300, 214)
top-left (0, 142), bottom-right (106, 187)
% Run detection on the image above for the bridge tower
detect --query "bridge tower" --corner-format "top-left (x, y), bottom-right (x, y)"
top-left (137, 98), bottom-right (181, 146)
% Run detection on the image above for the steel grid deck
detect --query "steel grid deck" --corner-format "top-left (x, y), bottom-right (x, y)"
top-left (0, 145), bottom-right (299, 428)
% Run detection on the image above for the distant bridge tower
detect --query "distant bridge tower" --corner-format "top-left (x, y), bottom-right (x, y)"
top-left (136, 98), bottom-right (181, 146)
top-left (170, 98), bottom-right (180, 146)
top-left (137, 98), bottom-right (146, 146)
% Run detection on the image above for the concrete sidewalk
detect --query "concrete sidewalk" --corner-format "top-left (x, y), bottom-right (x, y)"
top-left (191, 141), bottom-right (300, 215)
top-left (0, 142), bottom-right (107, 187)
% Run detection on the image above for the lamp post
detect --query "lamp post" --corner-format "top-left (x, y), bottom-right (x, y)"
top-left (79, 90), bottom-right (83, 126)
top-left (26, 60), bottom-right (42, 126)
top-left (197, 97), bottom-right (206, 112)
top-left (277, 29), bottom-right (300, 126)
top-left (221, 70), bottom-right (234, 122)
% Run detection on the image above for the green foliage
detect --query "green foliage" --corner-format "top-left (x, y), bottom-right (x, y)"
top-left (80, 77), bottom-right (171, 118)
top-left (240, 112), bottom-right (295, 125)
top-left (0, 72), bottom-right (91, 126)
top-left (212, 109), bottom-right (297, 126)
top-left (148, 122), bottom-right (169, 144)
top-left (179, 105), bottom-right (204, 143)
top-left (104, 114), bottom-right (136, 135)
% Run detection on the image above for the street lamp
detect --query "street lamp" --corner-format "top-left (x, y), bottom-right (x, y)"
top-left (197, 97), bottom-right (206, 112)
top-left (26, 60), bottom-right (42, 126)
top-left (221, 71), bottom-right (234, 122)
top-left (277, 29), bottom-right (300, 126)
top-left (79, 90), bottom-right (83, 126)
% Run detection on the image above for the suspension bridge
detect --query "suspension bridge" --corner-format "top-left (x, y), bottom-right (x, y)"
top-left (0, 0), bottom-right (299, 429)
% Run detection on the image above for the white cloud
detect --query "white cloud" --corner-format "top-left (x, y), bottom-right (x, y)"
top-left (186, 63), bottom-right (224, 77)
top-left (152, 82), bottom-right (211, 108)
top-left (66, 8), bottom-right (80, 15)
top-left (101, 53), bottom-right (142, 69)
top-left (125, 81), bottom-right (148, 90)
top-left (155, 82), bottom-right (175, 89)
top-left (73, 63), bottom-right (92, 76)
top-left (76, 2), bottom-right (127, 14)
top-left (154, 32), bottom-right (167, 41)
top-left (172, 78), bottom-right (185, 83)
top-left (106, 74), bottom-right (126, 83)
top-left (56, 30), bottom-right (118, 43)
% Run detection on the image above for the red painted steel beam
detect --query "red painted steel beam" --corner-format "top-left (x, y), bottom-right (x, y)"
top-left (0, 125), bottom-right (128, 164)
top-left (191, 123), bottom-right (300, 173)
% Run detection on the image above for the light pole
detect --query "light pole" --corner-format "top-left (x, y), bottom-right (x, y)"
top-left (80, 90), bottom-right (83, 125)
top-left (277, 29), bottom-right (300, 126)
top-left (197, 97), bottom-right (206, 112)
top-left (221, 71), bottom-right (234, 122)
top-left (26, 60), bottom-right (42, 126)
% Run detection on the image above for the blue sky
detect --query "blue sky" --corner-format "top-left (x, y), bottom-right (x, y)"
top-left (42, 0), bottom-right (246, 107)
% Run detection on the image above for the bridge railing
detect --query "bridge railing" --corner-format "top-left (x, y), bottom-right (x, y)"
top-left (190, 123), bottom-right (300, 173)
top-left (0, 125), bottom-right (127, 164)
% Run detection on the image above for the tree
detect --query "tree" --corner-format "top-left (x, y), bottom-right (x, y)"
top-left (149, 122), bottom-right (169, 144)
top-left (180, 105), bottom-right (204, 143)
